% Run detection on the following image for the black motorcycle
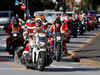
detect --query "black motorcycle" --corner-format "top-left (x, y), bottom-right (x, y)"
top-left (53, 32), bottom-right (62, 62)
top-left (72, 20), bottom-right (80, 38)
top-left (6, 31), bottom-right (24, 56)
top-left (79, 21), bottom-right (87, 35)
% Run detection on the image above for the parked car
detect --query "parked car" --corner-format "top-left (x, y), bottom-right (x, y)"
top-left (34, 10), bottom-right (63, 23)
top-left (96, 14), bottom-right (100, 24)
top-left (0, 11), bottom-right (12, 31)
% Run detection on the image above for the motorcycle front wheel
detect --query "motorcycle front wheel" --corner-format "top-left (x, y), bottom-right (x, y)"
top-left (14, 46), bottom-right (24, 64)
top-left (55, 45), bottom-right (61, 62)
top-left (37, 52), bottom-right (46, 71)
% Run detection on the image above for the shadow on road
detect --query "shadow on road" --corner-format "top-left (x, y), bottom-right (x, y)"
top-left (80, 49), bottom-right (100, 52)
top-left (0, 48), bottom-right (6, 52)
top-left (78, 37), bottom-right (92, 38)
top-left (69, 41), bottom-right (88, 44)
top-left (45, 67), bottom-right (100, 72)
top-left (67, 46), bottom-right (80, 48)
top-left (0, 56), bottom-right (10, 62)
top-left (83, 34), bottom-right (96, 36)
top-left (77, 33), bottom-right (96, 38)
top-left (80, 55), bottom-right (100, 59)
top-left (0, 48), bottom-right (10, 62)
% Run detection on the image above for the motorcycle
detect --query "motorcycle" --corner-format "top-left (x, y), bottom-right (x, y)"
top-left (6, 31), bottom-right (24, 56)
top-left (87, 16), bottom-right (95, 31)
top-left (16, 33), bottom-right (53, 71)
top-left (72, 20), bottom-right (80, 38)
top-left (79, 21), bottom-right (87, 35)
top-left (53, 32), bottom-right (62, 62)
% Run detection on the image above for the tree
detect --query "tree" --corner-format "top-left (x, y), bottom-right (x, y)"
top-left (80, 0), bottom-right (93, 10)
top-left (28, 0), bottom-right (44, 15)
top-left (0, 0), bottom-right (9, 10)
top-left (43, 0), bottom-right (55, 9)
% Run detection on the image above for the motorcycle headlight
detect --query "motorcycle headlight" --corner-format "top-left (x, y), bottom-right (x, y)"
top-left (39, 33), bottom-right (46, 37)
top-left (83, 27), bottom-right (86, 30)
top-left (77, 29), bottom-right (80, 32)
top-left (57, 36), bottom-right (61, 41)
top-left (30, 40), bottom-right (35, 46)
top-left (39, 42), bottom-right (46, 47)
top-left (22, 25), bottom-right (25, 29)
top-left (98, 18), bottom-right (100, 22)
top-left (13, 34), bottom-right (17, 37)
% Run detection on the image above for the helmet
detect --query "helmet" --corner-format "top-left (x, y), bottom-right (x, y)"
top-left (35, 18), bottom-right (41, 21)
top-left (35, 19), bottom-right (42, 27)
top-left (56, 13), bottom-right (61, 16)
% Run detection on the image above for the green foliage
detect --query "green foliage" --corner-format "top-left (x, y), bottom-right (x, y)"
top-left (43, 0), bottom-right (55, 9)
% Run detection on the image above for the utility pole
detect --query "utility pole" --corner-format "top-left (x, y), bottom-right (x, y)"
top-left (24, 0), bottom-right (29, 19)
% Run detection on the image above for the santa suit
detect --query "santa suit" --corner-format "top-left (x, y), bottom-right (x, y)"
top-left (41, 23), bottom-right (47, 32)
top-left (25, 22), bottom-right (36, 33)
top-left (49, 24), bottom-right (60, 32)
top-left (60, 23), bottom-right (70, 53)
top-left (24, 22), bottom-right (37, 52)
top-left (48, 24), bottom-right (61, 52)
top-left (7, 24), bottom-right (13, 34)
top-left (24, 37), bottom-right (34, 52)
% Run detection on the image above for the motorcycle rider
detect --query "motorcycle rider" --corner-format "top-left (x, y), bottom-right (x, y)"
top-left (40, 14), bottom-right (47, 24)
top-left (81, 13), bottom-right (87, 24)
top-left (23, 16), bottom-right (36, 44)
top-left (39, 14), bottom-right (49, 33)
top-left (23, 33), bottom-right (35, 55)
top-left (73, 13), bottom-right (81, 22)
top-left (48, 19), bottom-right (61, 53)
top-left (7, 17), bottom-right (16, 34)
top-left (64, 14), bottom-right (73, 34)
top-left (60, 19), bottom-right (71, 55)
top-left (56, 13), bottom-right (62, 25)
top-left (25, 16), bottom-right (36, 33)
top-left (23, 18), bottom-right (41, 55)
top-left (6, 20), bottom-right (24, 52)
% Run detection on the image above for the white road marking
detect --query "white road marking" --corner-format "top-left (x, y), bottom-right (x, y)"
top-left (0, 68), bottom-right (25, 70)
top-left (49, 65), bottom-right (97, 69)
top-left (50, 65), bottom-right (80, 69)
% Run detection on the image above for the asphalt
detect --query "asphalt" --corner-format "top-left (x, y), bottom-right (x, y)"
top-left (80, 32), bottom-right (100, 62)
top-left (0, 29), bottom-right (100, 74)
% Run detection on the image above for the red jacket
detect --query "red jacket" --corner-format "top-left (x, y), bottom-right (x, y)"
top-left (60, 23), bottom-right (70, 34)
top-left (49, 24), bottom-right (60, 32)
top-left (25, 23), bottom-right (36, 33)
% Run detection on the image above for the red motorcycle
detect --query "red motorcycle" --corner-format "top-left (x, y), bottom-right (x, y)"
top-left (87, 16), bottom-right (95, 31)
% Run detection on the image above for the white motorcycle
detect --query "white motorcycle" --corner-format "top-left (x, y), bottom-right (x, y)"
top-left (16, 33), bottom-right (53, 71)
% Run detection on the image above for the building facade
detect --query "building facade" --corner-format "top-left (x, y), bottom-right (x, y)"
top-left (64, 0), bottom-right (100, 12)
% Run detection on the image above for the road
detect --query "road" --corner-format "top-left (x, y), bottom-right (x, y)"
top-left (0, 28), bottom-right (100, 75)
